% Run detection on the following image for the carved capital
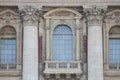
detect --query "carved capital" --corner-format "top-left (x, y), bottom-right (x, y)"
top-left (84, 5), bottom-right (107, 26)
top-left (19, 5), bottom-right (42, 26)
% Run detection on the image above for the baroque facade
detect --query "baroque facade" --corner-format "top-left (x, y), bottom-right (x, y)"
top-left (0, 0), bottom-right (120, 80)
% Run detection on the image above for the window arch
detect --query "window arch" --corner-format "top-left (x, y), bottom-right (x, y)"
top-left (109, 25), bottom-right (120, 69)
top-left (53, 25), bottom-right (73, 61)
top-left (0, 25), bottom-right (16, 64)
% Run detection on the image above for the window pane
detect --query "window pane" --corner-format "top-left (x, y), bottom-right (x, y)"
top-left (0, 39), bottom-right (16, 63)
top-left (53, 25), bottom-right (72, 61)
top-left (109, 39), bottom-right (120, 63)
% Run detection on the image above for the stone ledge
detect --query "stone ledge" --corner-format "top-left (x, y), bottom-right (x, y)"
top-left (0, 70), bottom-right (21, 76)
top-left (104, 70), bottom-right (120, 76)
top-left (44, 68), bottom-right (82, 74)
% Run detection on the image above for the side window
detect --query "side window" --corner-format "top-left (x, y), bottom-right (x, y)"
top-left (53, 25), bottom-right (72, 61)
top-left (0, 26), bottom-right (16, 70)
top-left (109, 26), bottom-right (120, 69)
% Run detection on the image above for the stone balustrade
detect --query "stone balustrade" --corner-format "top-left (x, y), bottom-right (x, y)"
top-left (0, 63), bottom-right (21, 70)
top-left (109, 63), bottom-right (120, 70)
top-left (44, 61), bottom-right (82, 78)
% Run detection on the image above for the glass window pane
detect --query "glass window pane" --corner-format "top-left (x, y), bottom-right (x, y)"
top-left (109, 39), bottom-right (120, 63)
top-left (53, 25), bottom-right (72, 61)
top-left (0, 39), bottom-right (16, 63)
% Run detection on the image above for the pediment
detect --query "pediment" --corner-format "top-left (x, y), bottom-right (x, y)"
top-left (106, 9), bottom-right (120, 23)
top-left (106, 9), bottom-right (120, 16)
top-left (44, 8), bottom-right (82, 19)
top-left (0, 9), bottom-right (20, 20)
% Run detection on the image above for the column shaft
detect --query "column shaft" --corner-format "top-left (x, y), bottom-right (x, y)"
top-left (23, 26), bottom-right (38, 80)
top-left (76, 29), bottom-right (80, 60)
top-left (46, 29), bottom-right (50, 60)
top-left (88, 26), bottom-right (103, 80)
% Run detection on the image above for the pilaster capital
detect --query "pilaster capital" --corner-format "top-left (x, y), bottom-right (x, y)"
top-left (83, 5), bottom-right (107, 26)
top-left (19, 5), bottom-right (42, 26)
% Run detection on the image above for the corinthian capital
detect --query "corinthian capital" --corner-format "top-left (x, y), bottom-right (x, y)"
top-left (19, 5), bottom-right (42, 22)
top-left (83, 5), bottom-right (107, 26)
top-left (84, 5), bottom-right (107, 16)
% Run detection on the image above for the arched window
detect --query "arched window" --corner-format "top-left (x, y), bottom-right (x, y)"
top-left (0, 26), bottom-right (16, 64)
top-left (109, 26), bottom-right (120, 69)
top-left (53, 25), bottom-right (72, 61)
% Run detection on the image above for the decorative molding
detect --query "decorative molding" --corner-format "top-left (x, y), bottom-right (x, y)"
top-left (84, 5), bottom-right (107, 26)
top-left (60, 19), bottom-right (66, 24)
top-left (0, 26), bottom-right (16, 35)
top-left (106, 9), bottom-right (120, 24)
top-left (109, 26), bottom-right (120, 35)
top-left (45, 18), bottom-right (50, 30)
top-left (51, 11), bottom-right (71, 17)
top-left (44, 8), bottom-right (82, 19)
top-left (19, 5), bottom-right (42, 26)
top-left (0, 9), bottom-right (20, 24)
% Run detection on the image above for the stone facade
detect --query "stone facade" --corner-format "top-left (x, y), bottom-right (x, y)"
top-left (0, 0), bottom-right (119, 80)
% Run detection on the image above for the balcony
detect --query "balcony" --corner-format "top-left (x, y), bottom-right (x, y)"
top-left (44, 61), bottom-right (82, 78)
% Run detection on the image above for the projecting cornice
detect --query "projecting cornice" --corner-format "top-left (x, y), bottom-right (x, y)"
top-left (0, 0), bottom-right (120, 6)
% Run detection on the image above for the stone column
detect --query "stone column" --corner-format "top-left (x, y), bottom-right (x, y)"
top-left (84, 6), bottom-right (107, 80)
top-left (75, 18), bottom-right (80, 61)
top-left (45, 18), bottom-right (50, 61)
top-left (19, 5), bottom-right (41, 80)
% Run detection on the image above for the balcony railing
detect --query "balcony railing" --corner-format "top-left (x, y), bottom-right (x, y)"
top-left (44, 61), bottom-right (82, 74)
top-left (109, 63), bottom-right (120, 70)
top-left (0, 63), bottom-right (21, 70)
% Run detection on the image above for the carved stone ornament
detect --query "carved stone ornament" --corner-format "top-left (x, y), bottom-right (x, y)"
top-left (50, 11), bottom-right (72, 17)
top-left (19, 5), bottom-right (42, 23)
top-left (84, 5), bottom-right (107, 26)
top-left (0, 9), bottom-right (20, 24)
top-left (0, 26), bottom-right (16, 35)
top-left (109, 26), bottom-right (120, 35)
top-left (106, 10), bottom-right (120, 24)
